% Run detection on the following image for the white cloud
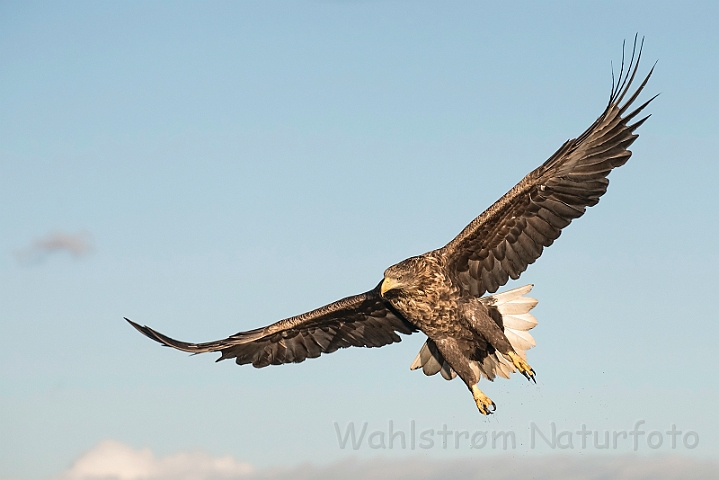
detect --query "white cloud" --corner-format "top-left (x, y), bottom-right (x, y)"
top-left (14, 230), bottom-right (93, 264)
top-left (52, 441), bottom-right (719, 480)
top-left (57, 440), bottom-right (252, 480)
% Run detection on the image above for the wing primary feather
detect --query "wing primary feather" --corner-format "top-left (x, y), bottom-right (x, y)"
top-left (614, 34), bottom-right (642, 106)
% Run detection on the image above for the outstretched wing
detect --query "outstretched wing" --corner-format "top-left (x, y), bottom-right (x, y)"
top-left (441, 38), bottom-right (656, 297)
top-left (126, 283), bottom-right (416, 368)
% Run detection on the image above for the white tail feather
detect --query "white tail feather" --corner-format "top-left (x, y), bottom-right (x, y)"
top-left (440, 361), bottom-right (456, 380)
top-left (502, 313), bottom-right (538, 331)
top-left (423, 354), bottom-right (442, 376)
top-left (410, 342), bottom-right (430, 370)
top-left (493, 297), bottom-right (538, 315)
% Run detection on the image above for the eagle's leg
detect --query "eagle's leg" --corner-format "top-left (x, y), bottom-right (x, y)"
top-left (460, 299), bottom-right (536, 383)
top-left (507, 351), bottom-right (536, 383)
top-left (434, 337), bottom-right (495, 415)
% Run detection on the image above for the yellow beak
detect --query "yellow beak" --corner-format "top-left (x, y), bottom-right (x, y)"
top-left (380, 277), bottom-right (402, 296)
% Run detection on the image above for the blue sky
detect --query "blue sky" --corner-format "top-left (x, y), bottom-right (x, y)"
top-left (1, 1), bottom-right (718, 479)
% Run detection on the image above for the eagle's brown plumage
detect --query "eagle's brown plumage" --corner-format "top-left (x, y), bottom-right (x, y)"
top-left (126, 38), bottom-right (655, 414)
top-left (128, 285), bottom-right (416, 368)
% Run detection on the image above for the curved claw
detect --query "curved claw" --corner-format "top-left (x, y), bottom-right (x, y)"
top-left (508, 352), bottom-right (537, 383)
top-left (471, 384), bottom-right (496, 416)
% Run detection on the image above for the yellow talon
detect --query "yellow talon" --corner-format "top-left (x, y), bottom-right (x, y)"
top-left (471, 385), bottom-right (496, 415)
top-left (507, 351), bottom-right (536, 382)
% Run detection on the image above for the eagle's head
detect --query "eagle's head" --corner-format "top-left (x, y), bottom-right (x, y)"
top-left (380, 255), bottom-right (433, 298)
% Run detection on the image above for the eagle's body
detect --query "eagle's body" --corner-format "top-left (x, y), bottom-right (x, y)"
top-left (384, 254), bottom-right (458, 339)
top-left (127, 39), bottom-right (655, 414)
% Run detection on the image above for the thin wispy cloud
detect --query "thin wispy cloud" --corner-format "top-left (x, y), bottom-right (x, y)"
top-left (14, 230), bottom-right (94, 265)
top-left (52, 440), bottom-right (719, 480)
